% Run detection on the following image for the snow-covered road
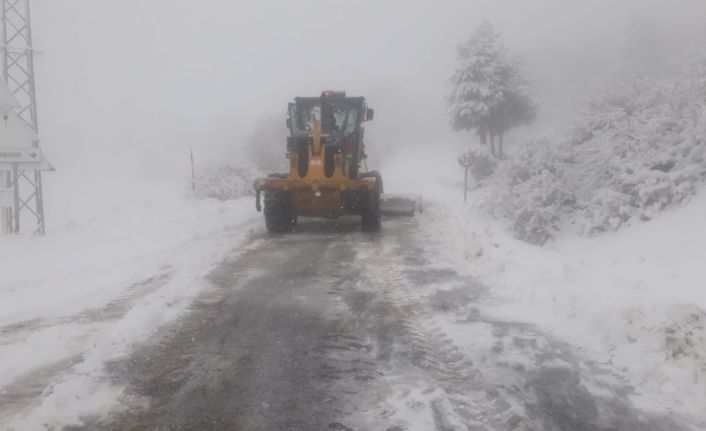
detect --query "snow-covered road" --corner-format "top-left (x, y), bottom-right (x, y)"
top-left (17, 216), bottom-right (686, 431)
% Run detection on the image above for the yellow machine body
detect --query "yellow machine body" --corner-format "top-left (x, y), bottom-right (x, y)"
top-left (254, 121), bottom-right (378, 219)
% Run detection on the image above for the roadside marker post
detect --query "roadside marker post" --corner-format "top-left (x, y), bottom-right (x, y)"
top-left (458, 153), bottom-right (474, 203)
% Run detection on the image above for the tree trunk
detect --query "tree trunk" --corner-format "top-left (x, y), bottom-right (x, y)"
top-left (489, 134), bottom-right (496, 158)
top-left (479, 129), bottom-right (487, 146)
top-left (498, 132), bottom-right (504, 159)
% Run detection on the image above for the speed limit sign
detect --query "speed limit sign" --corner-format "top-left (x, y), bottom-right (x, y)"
top-left (458, 152), bottom-right (474, 203)
top-left (458, 153), bottom-right (475, 167)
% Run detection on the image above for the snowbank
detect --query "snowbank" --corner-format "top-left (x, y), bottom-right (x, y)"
top-left (192, 162), bottom-right (261, 201)
top-left (420, 187), bottom-right (706, 424)
top-left (0, 184), bottom-right (259, 428)
top-left (1, 186), bottom-right (255, 325)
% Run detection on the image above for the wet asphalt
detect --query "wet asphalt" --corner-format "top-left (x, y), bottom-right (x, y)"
top-left (69, 217), bottom-right (688, 431)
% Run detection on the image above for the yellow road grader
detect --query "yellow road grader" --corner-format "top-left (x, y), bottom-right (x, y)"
top-left (254, 91), bottom-right (382, 233)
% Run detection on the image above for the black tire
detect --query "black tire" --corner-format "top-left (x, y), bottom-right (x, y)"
top-left (264, 191), bottom-right (295, 233)
top-left (360, 188), bottom-right (381, 232)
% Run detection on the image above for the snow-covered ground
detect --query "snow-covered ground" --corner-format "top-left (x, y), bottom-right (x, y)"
top-left (419, 184), bottom-right (706, 425)
top-left (0, 183), bottom-right (258, 429)
top-left (2, 142), bottom-right (703, 428)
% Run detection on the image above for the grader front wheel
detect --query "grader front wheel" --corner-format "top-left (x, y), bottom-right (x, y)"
top-left (360, 188), bottom-right (381, 232)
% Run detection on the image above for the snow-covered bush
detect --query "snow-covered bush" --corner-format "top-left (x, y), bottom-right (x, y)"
top-left (191, 114), bottom-right (288, 201)
top-left (469, 150), bottom-right (497, 182)
top-left (193, 162), bottom-right (261, 201)
top-left (570, 65), bottom-right (706, 234)
top-left (482, 141), bottom-right (575, 245)
top-left (482, 57), bottom-right (706, 243)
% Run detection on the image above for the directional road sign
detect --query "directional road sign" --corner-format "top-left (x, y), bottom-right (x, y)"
top-left (0, 147), bottom-right (43, 163)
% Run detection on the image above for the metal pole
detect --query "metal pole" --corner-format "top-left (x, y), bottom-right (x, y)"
top-left (24, 0), bottom-right (38, 131)
top-left (0, 171), bottom-right (7, 234)
top-left (464, 166), bottom-right (468, 203)
top-left (12, 162), bottom-right (19, 232)
top-left (34, 170), bottom-right (44, 234)
top-left (0, 1), bottom-right (6, 82)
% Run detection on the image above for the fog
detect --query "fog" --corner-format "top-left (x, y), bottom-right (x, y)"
top-left (31, 0), bottom-right (706, 224)
top-left (5, 4), bottom-right (706, 426)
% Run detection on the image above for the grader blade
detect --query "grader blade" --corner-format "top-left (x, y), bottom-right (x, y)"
top-left (381, 194), bottom-right (422, 216)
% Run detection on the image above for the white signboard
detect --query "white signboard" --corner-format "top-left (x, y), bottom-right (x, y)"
top-left (0, 147), bottom-right (43, 163)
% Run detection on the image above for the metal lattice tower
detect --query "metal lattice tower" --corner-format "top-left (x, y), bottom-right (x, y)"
top-left (1, 0), bottom-right (45, 235)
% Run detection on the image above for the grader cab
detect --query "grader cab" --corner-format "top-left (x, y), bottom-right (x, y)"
top-left (254, 91), bottom-right (382, 233)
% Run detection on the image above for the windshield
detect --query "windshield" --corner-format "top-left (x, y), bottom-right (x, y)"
top-left (291, 101), bottom-right (359, 135)
top-left (330, 107), bottom-right (358, 134)
top-left (291, 103), bottom-right (321, 133)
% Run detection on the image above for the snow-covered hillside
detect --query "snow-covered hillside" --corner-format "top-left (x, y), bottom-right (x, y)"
top-left (477, 58), bottom-right (706, 245)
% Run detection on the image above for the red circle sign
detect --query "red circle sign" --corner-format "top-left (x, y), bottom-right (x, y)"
top-left (458, 153), bottom-right (474, 167)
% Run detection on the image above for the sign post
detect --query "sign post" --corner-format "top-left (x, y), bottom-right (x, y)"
top-left (457, 153), bottom-right (475, 203)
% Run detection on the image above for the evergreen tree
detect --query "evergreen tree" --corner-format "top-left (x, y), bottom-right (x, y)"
top-left (447, 22), bottom-right (537, 158)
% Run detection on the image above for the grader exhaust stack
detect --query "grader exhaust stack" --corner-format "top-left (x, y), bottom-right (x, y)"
top-left (254, 91), bottom-right (418, 233)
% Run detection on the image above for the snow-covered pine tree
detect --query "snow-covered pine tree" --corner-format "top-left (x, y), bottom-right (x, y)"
top-left (447, 22), bottom-right (537, 158)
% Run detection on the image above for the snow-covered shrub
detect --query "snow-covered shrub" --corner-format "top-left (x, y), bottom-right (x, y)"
top-left (193, 163), bottom-right (261, 201)
top-left (508, 171), bottom-right (575, 245)
top-left (482, 141), bottom-right (575, 245)
top-left (662, 305), bottom-right (706, 361)
top-left (470, 150), bottom-right (497, 182)
top-left (582, 189), bottom-right (633, 233)
top-left (481, 57), bottom-right (706, 243)
top-left (191, 114), bottom-right (288, 201)
top-left (569, 65), bottom-right (706, 234)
